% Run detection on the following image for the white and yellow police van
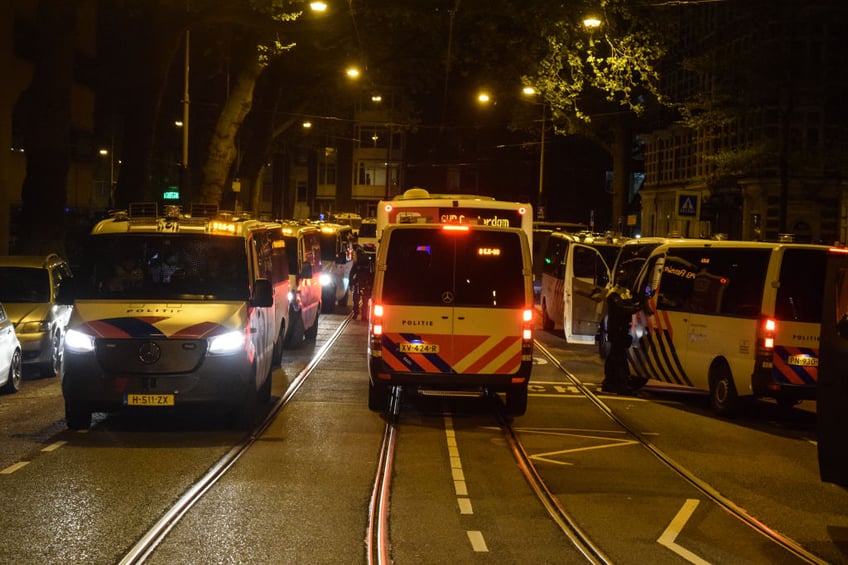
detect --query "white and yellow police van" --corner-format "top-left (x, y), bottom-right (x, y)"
top-left (626, 239), bottom-right (829, 416)
top-left (367, 223), bottom-right (534, 415)
top-left (279, 221), bottom-right (323, 345)
top-left (59, 203), bottom-right (292, 429)
top-left (315, 222), bottom-right (354, 313)
top-left (538, 230), bottom-right (621, 339)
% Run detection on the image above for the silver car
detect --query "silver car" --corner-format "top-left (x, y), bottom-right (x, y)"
top-left (0, 303), bottom-right (22, 393)
top-left (0, 254), bottom-right (73, 377)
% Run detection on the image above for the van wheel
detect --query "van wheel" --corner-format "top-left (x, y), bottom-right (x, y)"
top-left (322, 287), bottom-right (336, 313)
top-left (710, 365), bottom-right (739, 417)
top-left (541, 301), bottom-right (554, 331)
top-left (271, 321), bottom-right (285, 366)
top-left (1, 349), bottom-right (22, 394)
top-left (258, 369), bottom-right (272, 404)
top-left (305, 309), bottom-right (319, 340)
top-left (368, 379), bottom-right (390, 412)
top-left (232, 382), bottom-right (258, 430)
top-left (65, 402), bottom-right (92, 430)
top-left (504, 383), bottom-right (528, 416)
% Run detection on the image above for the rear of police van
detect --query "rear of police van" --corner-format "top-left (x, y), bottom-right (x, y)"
top-left (752, 244), bottom-right (829, 405)
top-left (367, 223), bottom-right (534, 415)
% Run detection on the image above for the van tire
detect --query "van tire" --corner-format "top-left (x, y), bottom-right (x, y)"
top-left (65, 402), bottom-right (92, 430)
top-left (232, 386), bottom-right (258, 430)
top-left (322, 286), bottom-right (336, 313)
top-left (305, 309), bottom-right (319, 340)
top-left (541, 301), bottom-right (554, 331)
top-left (505, 383), bottom-right (528, 416)
top-left (368, 379), bottom-right (390, 412)
top-left (258, 370), bottom-right (272, 404)
top-left (710, 364), bottom-right (739, 417)
top-left (271, 321), bottom-right (285, 366)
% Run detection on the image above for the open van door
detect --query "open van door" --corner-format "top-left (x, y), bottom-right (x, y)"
top-left (563, 243), bottom-right (612, 343)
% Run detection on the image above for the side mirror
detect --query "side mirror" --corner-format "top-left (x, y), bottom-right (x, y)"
top-left (56, 279), bottom-right (75, 305)
top-left (251, 278), bottom-right (273, 307)
top-left (300, 262), bottom-right (313, 279)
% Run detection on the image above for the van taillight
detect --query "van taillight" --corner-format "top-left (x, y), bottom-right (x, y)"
top-left (760, 317), bottom-right (776, 349)
top-left (370, 304), bottom-right (383, 354)
top-left (522, 308), bottom-right (533, 358)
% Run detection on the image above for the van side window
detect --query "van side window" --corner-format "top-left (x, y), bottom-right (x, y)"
top-left (776, 248), bottom-right (827, 322)
top-left (542, 237), bottom-right (565, 278)
top-left (713, 248), bottom-right (769, 317)
top-left (657, 253), bottom-right (696, 311)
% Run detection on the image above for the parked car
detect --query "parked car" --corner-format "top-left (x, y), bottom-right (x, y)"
top-left (0, 303), bottom-right (22, 394)
top-left (0, 254), bottom-right (73, 377)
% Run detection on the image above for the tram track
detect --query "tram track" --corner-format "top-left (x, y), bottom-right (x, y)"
top-left (117, 316), bottom-right (352, 565)
top-left (534, 340), bottom-right (828, 565)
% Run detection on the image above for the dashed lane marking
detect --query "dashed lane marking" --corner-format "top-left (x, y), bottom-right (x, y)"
top-left (1, 461), bottom-right (30, 475)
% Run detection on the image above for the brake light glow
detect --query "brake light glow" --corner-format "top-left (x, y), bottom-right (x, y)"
top-left (442, 224), bottom-right (470, 232)
top-left (370, 303), bottom-right (384, 354)
top-left (761, 317), bottom-right (776, 349)
top-left (522, 308), bottom-right (533, 359)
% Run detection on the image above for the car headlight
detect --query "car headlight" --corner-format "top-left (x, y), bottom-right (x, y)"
top-left (207, 330), bottom-right (245, 355)
top-left (18, 321), bottom-right (50, 334)
top-left (319, 273), bottom-right (332, 286)
top-left (65, 329), bottom-right (96, 353)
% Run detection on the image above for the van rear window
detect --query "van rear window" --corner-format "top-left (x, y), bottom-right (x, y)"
top-left (775, 248), bottom-right (826, 322)
top-left (383, 229), bottom-right (525, 308)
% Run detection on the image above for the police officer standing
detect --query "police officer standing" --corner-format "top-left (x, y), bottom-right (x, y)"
top-left (602, 269), bottom-right (640, 394)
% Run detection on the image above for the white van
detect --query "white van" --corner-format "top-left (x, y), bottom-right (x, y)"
top-left (315, 223), bottom-right (354, 313)
top-left (367, 223), bottom-right (534, 415)
top-left (59, 203), bottom-right (292, 429)
top-left (538, 231), bottom-right (621, 341)
top-left (626, 240), bottom-right (829, 415)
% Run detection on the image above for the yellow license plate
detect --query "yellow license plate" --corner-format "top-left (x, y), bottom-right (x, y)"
top-left (399, 343), bottom-right (439, 354)
top-left (787, 355), bottom-right (818, 367)
top-left (125, 394), bottom-right (175, 406)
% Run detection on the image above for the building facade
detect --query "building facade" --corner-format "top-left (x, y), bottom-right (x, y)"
top-left (639, 1), bottom-right (848, 243)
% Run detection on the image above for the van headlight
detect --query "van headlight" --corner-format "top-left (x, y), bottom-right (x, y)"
top-left (319, 273), bottom-right (332, 286)
top-left (207, 330), bottom-right (245, 355)
top-left (65, 329), bottom-right (96, 353)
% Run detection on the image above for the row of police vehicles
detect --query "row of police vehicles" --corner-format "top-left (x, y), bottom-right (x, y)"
top-left (57, 203), bottom-right (356, 429)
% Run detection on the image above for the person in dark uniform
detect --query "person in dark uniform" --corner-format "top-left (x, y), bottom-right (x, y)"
top-left (602, 269), bottom-right (641, 394)
top-left (350, 246), bottom-right (375, 320)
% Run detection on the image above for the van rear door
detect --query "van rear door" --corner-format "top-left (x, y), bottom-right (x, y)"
top-left (380, 227), bottom-right (526, 375)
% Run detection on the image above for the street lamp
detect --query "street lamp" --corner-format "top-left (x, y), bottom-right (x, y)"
top-left (522, 87), bottom-right (546, 219)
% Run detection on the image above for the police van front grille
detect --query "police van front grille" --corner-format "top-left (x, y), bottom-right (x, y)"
top-left (95, 339), bottom-right (207, 374)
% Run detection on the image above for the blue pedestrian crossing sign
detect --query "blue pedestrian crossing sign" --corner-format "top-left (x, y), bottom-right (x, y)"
top-left (675, 191), bottom-right (701, 219)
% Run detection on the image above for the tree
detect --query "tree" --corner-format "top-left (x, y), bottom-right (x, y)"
top-left (527, 0), bottom-right (673, 231)
top-left (13, 0), bottom-right (78, 256)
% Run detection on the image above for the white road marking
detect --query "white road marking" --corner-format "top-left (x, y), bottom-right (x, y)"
top-left (467, 530), bottom-right (489, 552)
top-left (1, 461), bottom-right (29, 475)
top-left (42, 441), bottom-right (67, 452)
top-left (657, 499), bottom-right (710, 565)
top-left (457, 497), bottom-right (473, 515)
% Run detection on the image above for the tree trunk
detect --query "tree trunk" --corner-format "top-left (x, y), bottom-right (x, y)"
top-left (14, 0), bottom-right (77, 256)
top-left (198, 49), bottom-right (264, 206)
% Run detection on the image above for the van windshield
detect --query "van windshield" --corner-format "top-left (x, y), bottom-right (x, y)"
top-left (382, 228), bottom-right (525, 308)
top-left (73, 234), bottom-right (249, 300)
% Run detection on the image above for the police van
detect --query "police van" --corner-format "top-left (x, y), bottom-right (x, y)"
top-left (538, 231), bottom-right (621, 340)
top-left (367, 223), bottom-right (534, 415)
top-left (315, 222), bottom-right (354, 313)
top-left (59, 203), bottom-right (291, 429)
top-left (626, 239), bottom-right (829, 415)
top-left (279, 221), bottom-right (323, 344)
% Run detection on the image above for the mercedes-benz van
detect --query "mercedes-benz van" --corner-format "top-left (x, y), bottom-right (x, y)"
top-left (367, 223), bottom-right (534, 415)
